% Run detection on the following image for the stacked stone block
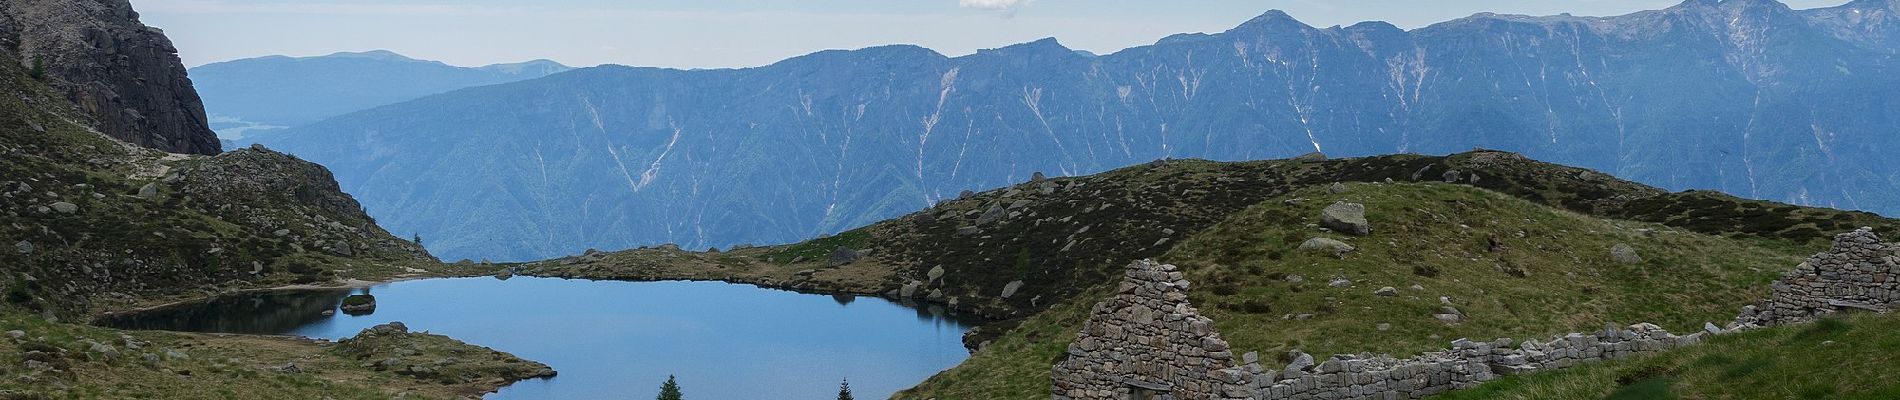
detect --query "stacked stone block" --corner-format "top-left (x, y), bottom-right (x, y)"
top-left (1051, 259), bottom-right (1252, 400)
top-left (1244, 323), bottom-right (1703, 400)
top-left (1738, 227), bottom-right (1899, 326)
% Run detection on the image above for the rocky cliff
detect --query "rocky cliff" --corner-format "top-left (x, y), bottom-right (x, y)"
top-left (0, 0), bottom-right (219, 155)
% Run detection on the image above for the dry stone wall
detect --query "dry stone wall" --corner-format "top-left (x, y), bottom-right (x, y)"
top-left (1241, 323), bottom-right (1707, 400)
top-left (1054, 229), bottom-right (1899, 400)
top-left (1737, 227), bottom-right (1899, 326)
top-left (1051, 260), bottom-right (1252, 400)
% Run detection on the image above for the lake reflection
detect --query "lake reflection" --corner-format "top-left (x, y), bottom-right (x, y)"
top-left (99, 277), bottom-right (977, 399)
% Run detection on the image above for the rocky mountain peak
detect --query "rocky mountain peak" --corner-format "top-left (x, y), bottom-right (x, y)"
top-left (0, 0), bottom-right (220, 155)
top-left (1228, 9), bottom-right (1316, 34)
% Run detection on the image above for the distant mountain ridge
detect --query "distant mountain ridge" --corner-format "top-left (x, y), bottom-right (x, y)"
top-left (263, 0), bottom-right (1900, 261)
top-left (188, 50), bottom-right (571, 133)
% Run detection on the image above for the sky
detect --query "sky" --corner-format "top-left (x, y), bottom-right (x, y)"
top-left (133, 0), bottom-right (1851, 69)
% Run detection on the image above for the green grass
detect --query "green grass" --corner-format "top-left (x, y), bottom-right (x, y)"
top-left (897, 182), bottom-right (1809, 399)
top-left (0, 312), bottom-right (550, 399)
top-left (1171, 182), bottom-right (1797, 359)
top-left (895, 287), bottom-right (1100, 399)
top-left (1435, 313), bottom-right (1900, 400)
top-left (763, 229), bottom-right (870, 264)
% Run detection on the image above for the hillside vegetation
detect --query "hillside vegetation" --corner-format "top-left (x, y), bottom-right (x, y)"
top-left (897, 182), bottom-right (1811, 398)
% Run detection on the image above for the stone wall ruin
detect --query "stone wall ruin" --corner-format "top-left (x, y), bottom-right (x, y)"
top-left (1054, 228), bottom-right (1898, 400)
top-left (1051, 260), bottom-right (1252, 400)
top-left (1737, 227), bottom-right (1899, 326)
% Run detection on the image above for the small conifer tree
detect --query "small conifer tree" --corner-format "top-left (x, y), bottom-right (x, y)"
top-left (837, 377), bottom-right (854, 400)
top-left (656, 375), bottom-right (683, 400)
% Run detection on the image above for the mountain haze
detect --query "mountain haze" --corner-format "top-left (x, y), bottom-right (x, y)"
top-left (189, 50), bottom-right (570, 135)
top-left (263, 0), bottom-right (1900, 261)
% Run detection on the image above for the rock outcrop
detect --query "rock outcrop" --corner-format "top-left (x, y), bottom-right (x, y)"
top-left (0, 0), bottom-right (219, 154)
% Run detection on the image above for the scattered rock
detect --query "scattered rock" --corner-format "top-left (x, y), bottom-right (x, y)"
top-left (1000, 280), bottom-right (1024, 299)
top-left (958, 190), bottom-right (974, 199)
top-left (1298, 237), bottom-right (1355, 257)
top-left (1321, 202), bottom-right (1371, 236)
top-left (828, 246), bottom-right (862, 266)
top-left (48, 202), bottom-right (77, 213)
top-left (1328, 182), bottom-right (1348, 194)
top-left (1328, 277), bottom-right (1352, 288)
top-left (13, 240), bottom-right (32, 254)
top-left (340, 294), bottom-right (377, 314)
top-left (1610, 243), bottom-right (1643, 264)
top-left (1031, 171), bottom-right (1045, 182)
top-left (1292, 152), bottom-right (1327, 162)
top-left (137, 183), bottom-right (158, 199)
top-left (899, 281), bottom-right (923, 298)
top-left (955, 226), bottom-right (979, 236)
top-left (1376, 323), bottom-right (1391, 331)
top-left (976, 204), bottom-right (1006, 225)
top-left (1442, 170), bottom-right (1461, 183)
top-left (927, 265), bottom-right (946, 283)
top-left (1374, 287), bottom-right (1397, 297)
top-left (1435, 313), bottom-right (1463, 324)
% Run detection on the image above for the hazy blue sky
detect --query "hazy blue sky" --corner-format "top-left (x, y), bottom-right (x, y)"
top-left (135, 0), bottom-right (1850, 69)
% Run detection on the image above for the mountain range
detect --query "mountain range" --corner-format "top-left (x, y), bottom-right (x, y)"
top-left (188, 50), bottom-right (570, 140)
top-left (250, 0), bottom-right (1900, 262)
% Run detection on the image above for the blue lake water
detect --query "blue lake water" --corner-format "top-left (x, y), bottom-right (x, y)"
top-left (98, 277), bottom-right (976, 399)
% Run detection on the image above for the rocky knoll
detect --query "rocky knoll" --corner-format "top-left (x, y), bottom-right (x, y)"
top-left (0, 0), bottom-right (218, 155)
top-left (0, 37), bottom-right (432, 318)
top-left (835, 150), bottom-right (1898, 325)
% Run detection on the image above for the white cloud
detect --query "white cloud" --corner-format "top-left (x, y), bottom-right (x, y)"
top-left (959, 0), bottom-right (1032, 11)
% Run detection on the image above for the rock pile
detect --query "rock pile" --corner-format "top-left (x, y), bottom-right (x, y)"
top-left (1051, 260), bottom-right (1252, 400)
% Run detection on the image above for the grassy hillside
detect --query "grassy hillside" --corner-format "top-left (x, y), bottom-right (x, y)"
top-left (1435, 313), bottom-right (1900, 400)
top-left (898, 182), bottom-right (1809, 398)
top-left (1171, 182), bottom-right (1795, 358)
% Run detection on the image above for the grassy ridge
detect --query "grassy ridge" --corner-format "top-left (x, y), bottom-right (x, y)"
top-left (898, 182), bottom-right (1810, 399)
top-left (1435, 313), bottom-right (1900, 400)
top-left (1173, 182), bottom-right (1797, 359)
top-left (0, 314), bottom-right (546, 399)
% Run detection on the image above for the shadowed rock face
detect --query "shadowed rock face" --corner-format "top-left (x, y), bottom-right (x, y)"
top-left (0, 0), bottom-right (219, 155)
